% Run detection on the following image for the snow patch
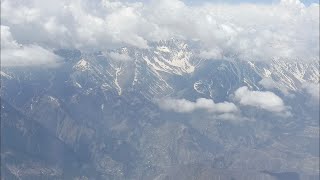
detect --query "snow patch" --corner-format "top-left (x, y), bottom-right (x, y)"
top-left (0, 71), bottom-right (12, 79)
top-left (101, 83), bottom-right (111, 91)
top-left (247, 61), bottom-right (255, 68)
top-left (74, 59), bottom-right (89, 71)
top-left (75, 82), bottom-right (82, 88)
top-left (170, 57), bottom-right (195, 73)
top-left (157, 46), bottom-right (171, 53)
top-left (194, 81), bottom-right (206, 94)
top-left (263, 68), bottom-right (272, 77)
top-left (115, 67), bottom-right (122, 95)
top-left (48, 96), bottom-right (60, 106)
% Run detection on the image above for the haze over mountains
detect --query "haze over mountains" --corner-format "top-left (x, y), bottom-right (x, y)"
top-left (1, 39), bottom-right (319, 179)
top-left (1, 0), bottom-right (319, 179)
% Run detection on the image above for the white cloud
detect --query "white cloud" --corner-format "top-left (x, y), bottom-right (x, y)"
top-left (108, 52), bottom-right (132, 61)
top-left (302, 82), bottom-right (319, 100)
top-left (157, 97), bottom-right (238, 114)
top-left (259, 78), bottom-right (277, 89)
top-left (1, 0), bottom-right (41, 24)
top-left (1, 0), bottom-right (319, 62)
top-left (1, 25), bottom-right (61, 67)
top-left (234, 86), bottom-right (288, 113)
top-left (259, 77), bottom-right (290, 95)
top-left (1, 25), bottom-right (19, 49)
top-left (198, 48), bottom-right (223, 59)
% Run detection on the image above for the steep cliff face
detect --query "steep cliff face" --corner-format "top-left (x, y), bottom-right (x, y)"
top-left (1, 40), bottom-right (319, 180)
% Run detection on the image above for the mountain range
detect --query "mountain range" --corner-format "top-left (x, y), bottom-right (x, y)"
top-left (1, 39), bottom-right (319, 180)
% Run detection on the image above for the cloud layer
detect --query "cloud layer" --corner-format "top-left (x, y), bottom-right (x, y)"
top-left (1, 0), bottom-right (319, 66)
top-left (234, 86), bottom-right (287, 113)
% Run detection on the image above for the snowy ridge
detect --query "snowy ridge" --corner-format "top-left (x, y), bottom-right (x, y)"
top-left (66, 40), bottom-right (318, 99)
top-left (145, 39), bottom-right (195, 75)
top-left (250, 60), bottom-right (319, 92)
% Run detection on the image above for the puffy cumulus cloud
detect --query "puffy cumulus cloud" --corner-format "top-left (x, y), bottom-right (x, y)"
top-left (1, 0), bottom-right (319, 62)
top-left (157, 98), bottom-right (238, 114)
top-left (234, 86), bottom-right (288, 113)
top-left (1, 25), bottom-right (61, 67)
